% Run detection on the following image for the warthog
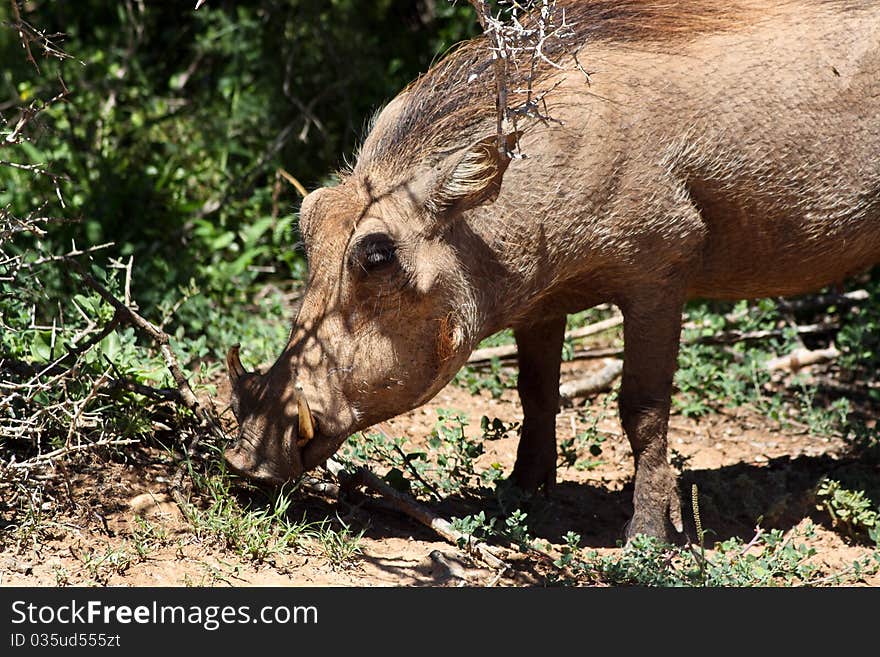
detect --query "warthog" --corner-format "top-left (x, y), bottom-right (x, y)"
top-left (224, 0), bottom-right (880, 539)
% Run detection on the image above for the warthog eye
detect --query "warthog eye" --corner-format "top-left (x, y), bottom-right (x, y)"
top-left (350, 232), bottom-right (398, 275)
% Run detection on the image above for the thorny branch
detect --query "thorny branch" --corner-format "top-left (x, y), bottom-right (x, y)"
top-left (8, 0), bottom-right (76, 73)
top-left (464, 0), bottom-right (576, 154)
top-left (315, 458), bottom-right (512, 575)
top-left (1, 214), bottom-right (226, 512)
top-left (60, 258), bottom-right (228, 503)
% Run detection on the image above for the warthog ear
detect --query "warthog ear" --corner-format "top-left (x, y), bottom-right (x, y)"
top-left (426, 133), bottom-right (518, 217)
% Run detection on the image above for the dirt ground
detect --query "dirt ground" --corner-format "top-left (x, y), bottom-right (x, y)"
top-left (2, 358), bottom-right (878, 587)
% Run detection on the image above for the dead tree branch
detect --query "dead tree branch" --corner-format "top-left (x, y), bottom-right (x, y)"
top-left (63, 260), bottom-right (204, 419)
top-left (7, 438), bottom-right (142, 470)
top-left (469, 314), bottom-right (843, 366)
top-left (8, 0), bottom-right (77, 73)
top-left (559, 358), bottom-right (622, 404)
top-left (765, 344), bottom-right (840, 372)
top-left (321, 458), bottom-right (511, 572)
top-left (694, 321), bottom-right (839, 346)
top-left (468, 314), bottom-right (622, 364)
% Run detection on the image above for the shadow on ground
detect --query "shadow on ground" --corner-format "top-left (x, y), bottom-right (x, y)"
top-left (516, 452), bottom-right (880, 548)
top-left (284, 451), bottom-right (879, 553)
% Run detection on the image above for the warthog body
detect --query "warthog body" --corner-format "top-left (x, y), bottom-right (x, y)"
top-left (225, 0), bottom-right (880, 539)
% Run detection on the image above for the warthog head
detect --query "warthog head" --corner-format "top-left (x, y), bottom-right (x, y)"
top-left (224, 122), bottom-right (517, 485)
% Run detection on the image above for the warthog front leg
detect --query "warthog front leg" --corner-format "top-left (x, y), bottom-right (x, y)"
top-left (619, 291), bottom-right (685, 541)
top-left (511, 315), bottom-right (567, 494)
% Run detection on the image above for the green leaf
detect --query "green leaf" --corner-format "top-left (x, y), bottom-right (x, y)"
top-left (29, 331), bottom-right (52, 362)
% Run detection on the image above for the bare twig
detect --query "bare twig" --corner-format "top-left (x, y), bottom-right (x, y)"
top-left (469, 316), bottom-right (839, 366)
top-left (7, 1), bottom-right (76, 72)
top-left (9, 0), bottom-right (38, 72)
top-left (64, 260), bottom-right (204, 418)
top-left (8, 438), bottom-right (142, 469)
top-left (56, 258), bottom-right (228, 506)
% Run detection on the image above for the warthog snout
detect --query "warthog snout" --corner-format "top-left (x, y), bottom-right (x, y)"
top-left (223, 345), bottom-right (313, 484)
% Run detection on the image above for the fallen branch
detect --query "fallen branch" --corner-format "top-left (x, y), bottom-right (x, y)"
top-left (469, 318), bottom-right (839, 366)
top-left (559, 358), bottom-right (622, 404)
top-left (468, 314), bottom-right (622, 364)
top-left (776, 289), bottom-right (869, 314)
top-left (765, 345), bottom-right (840, 372)
top-left (322, 459), bottom-right (511, 572)
top-left (693, 321), bottom-right (839, 346)
top-left (681, 290), bottom-right (868, 332)
top-left (568, 345), bottom-right (624, 361)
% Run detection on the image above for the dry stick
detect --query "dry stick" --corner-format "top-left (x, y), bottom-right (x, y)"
top-left (64, 368), bottom-right (111, 448)
top-left (694, 321), bottom-right (839, 346)
top-left (470, 318), bottom-right (839, 366)
top-left (468, 314), bottom-right (623, 364)
top-left (558, 358), bottom-right (622, 403)
top-left (468, 0), bottom-right (509, 154)
top-left (323, 458), bottom-right (511, 573)
top-left (1, 355), bottom-right (179, 407)
top-left (9, 0), bottom-right (39, 72)
top-left (765, 345), bottom-right (840, 373)
top-left (681, 289), bottom-right (868, 332)
top-left (776, 288), bottom-right (868, 314)
top-left (70, 265), bottom-right (202, 413)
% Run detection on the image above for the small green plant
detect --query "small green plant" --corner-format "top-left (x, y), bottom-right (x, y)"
top-left (79, 545), bottom-right (134, 584)
top-left (183, 475), bottom-right (314, 562)
top-left (790, 380), bottom-right (851, 437)
top-left (816, 478), bottom-right (880, 545)
top-left (553, 531), bottom-right (584, 571)
top-left (582, 525), bottom-right (823, 587)
top-left (450, 510), bottom-right (497, 548)
top-left (344, 410), bottom-right (511, 499)
top-left (428, 410), bottom-right (485, 493)
top-left (450, 507), bottom-right (538, 557)
top-left (128, 516), bottom-right (170, 561)
top-left (315, 516), bottom-right (365, 569)
top-left (52, 566), bottom-right (71, 587)
top-left (453, 359), bottom-right (518, 399)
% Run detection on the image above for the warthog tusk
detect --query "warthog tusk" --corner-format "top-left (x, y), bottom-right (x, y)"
top-left (295, 384), bottom-right (315, 447)
top-left (226, 344), bottom-right (246, 384)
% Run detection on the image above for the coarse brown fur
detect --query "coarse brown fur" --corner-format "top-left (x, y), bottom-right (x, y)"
top-left (225, 0), bottom-right (880, 541)
top-left (356, 0), bottom-right (763, 179)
